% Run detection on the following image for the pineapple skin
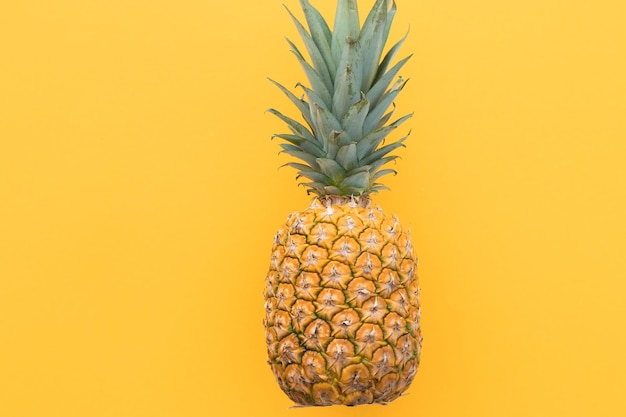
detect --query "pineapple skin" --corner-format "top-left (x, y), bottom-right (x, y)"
top-left (264, 196), bottom-right (421, 406)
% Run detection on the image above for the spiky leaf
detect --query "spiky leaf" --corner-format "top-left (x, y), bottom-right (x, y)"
top-left (364, 77), bottom-right (408, 134)
top-left (286, 39), bottom-right (333, 108)
top-left (341, 170), bottom-right (370, 191)
top-left (316, 158), bottom-right (347, 182)
top-left (299, 0), bottom-right (335, 79)
top-left (333, 36), bottom-right (362, 119)
top-left (359, 0), bottom-right (387, 91)
top-left (341, 93), bottom-right (370, 139)
top-left (331, 0), bottom-right (360, 64)
top-left (268, 78), bottom-right (315, 129)
top-left (285, 6), bottom-right (333, 92)
top-left (336, 143), bottom-right (359, 171)
top-left (267, 108), bottom-right (315, 141)
top-left (366, 53), bottom-right (411, 109)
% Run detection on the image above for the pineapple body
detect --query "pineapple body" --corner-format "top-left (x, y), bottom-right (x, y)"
top-left (264, 196), bottom-right (421, 406)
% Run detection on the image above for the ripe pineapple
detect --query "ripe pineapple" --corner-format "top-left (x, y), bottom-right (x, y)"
top-left (264, 0), bottom-right (421, 406)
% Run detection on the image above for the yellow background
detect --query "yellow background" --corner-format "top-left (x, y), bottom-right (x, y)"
top-left (1, 0), bottom-right (625, 416)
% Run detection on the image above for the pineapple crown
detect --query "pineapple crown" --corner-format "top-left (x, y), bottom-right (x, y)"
top-left (269, 0), bottom-right (412, 197)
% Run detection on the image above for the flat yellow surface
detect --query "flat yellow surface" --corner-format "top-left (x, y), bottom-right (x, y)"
top-left (1, 1), bottom-right (625, 416)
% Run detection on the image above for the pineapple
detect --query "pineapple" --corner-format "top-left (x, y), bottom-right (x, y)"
top-left (264, 0), bottom-right (421, 406)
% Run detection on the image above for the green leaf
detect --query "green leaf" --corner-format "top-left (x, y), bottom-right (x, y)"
top-left (298, 83), bottom-right (331, 112)
top-left (375, 103), bottom-right (396, 130)
top-left (273, 133), bottom-right (305, 145)
top-left (388, 112), bottom-right (413, 128)
top-left (369, 155), bottom-right (399, 172)
top-left (282, 161), bottom-right (314, 172)
top-left (331, 0), bottom-right (360, 64)
top-left (341, 171), bottom-right (370, 192)
top-left (359, 0), bottom-right (387, 91)
top-left (372, 168), bottom-right (397, 180)
top-left (360, 140), bottom-right (406, 165)
top-left (310, 102), bottom-right (342, 152)
top-left (366, 54), bottom-right (411, 108)
top-left (285, 6), bottom-right (333, 93)
top-left (357, 125), bottom-right (394, 159)
top-left (298, 0), bottom-right (335, 79)
top-left (286, 39), bottom-right (333, 108)
top-left (333, 129), bottom-right (353, 148)
top-left (298, 82), bottom-right (335, 145)
top-left (316, 158), bottom-right (346, 182)
top-left (323, 185), bottom-right (342, 195)
top-left (369, 183), bottom-right (391, 193)
top-left (267, 108), bottom-right (315, 141)
top-left (373, 29), bottom-right (409, 88)
top-left (341, 92), bottom-right (370, 140)
top-left (336, 143), bottom-right (359, 171)
top-left (366, 129), bottom-right (411, 171)
top-left (297, 170), bottom-right (331, 184)
top-left (280, 143), bottom-right (303, 154)
top-left (280, 147), bottom-right (320, 167)
top-left (359, 112), bottom-right (412, 157)
top-left (299, 181), bottom-right (325, 195)
top-left (302, 140), bottom-right (327, 157)
top-left (326, 130), bottom-right (341, 159)
top-left (267, 78), bottom-right (314, 129)
top-left (364, 77), bottom-right (408, 134)
top-left (383, 0), bottom-right (397, 50)
top-left (344, 187), bottom-right (367, 195)
top-left (333, 36), bottom-right (362, 120)
top-left (273, 134), bottom-right (325, 157)
top-left (348, 165), bottom-right (372, 174)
